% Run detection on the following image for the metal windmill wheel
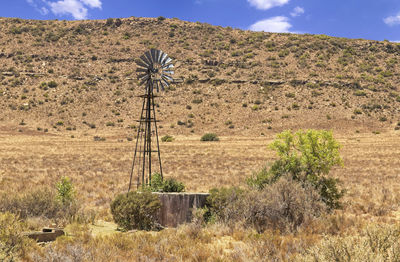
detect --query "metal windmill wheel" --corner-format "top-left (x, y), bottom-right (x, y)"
top-left (128, 49), bottom-right (174, 191)
top-left (136, 49), bottom-right (174, 92)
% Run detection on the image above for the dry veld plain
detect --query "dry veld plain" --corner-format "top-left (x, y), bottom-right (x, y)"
top-left (1, 126), bottom-right (400, 221)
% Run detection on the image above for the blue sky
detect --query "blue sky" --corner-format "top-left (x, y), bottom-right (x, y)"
top-left (2, 0), bottom-right (400, 41)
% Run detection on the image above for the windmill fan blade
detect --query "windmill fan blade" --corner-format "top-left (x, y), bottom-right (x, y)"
top-left (137, 73), bottom-right (148, 79)
top-left (161, 79), bottom-right (170, 87)
top-left (150, 49), bottom-right (157, 63)
top-left (163, 57), bottom-right (172, 65)
top-left (162, 64), bottom-right (174, 70)
top-left (162, 74), bottom-right (173, 81)
top-left (160, 53), bottom-right (168, 64)
top-left (139, 75), bottom-right (150, 83)
top-left (161, 54), bottom-right (170, 65)
top-left (136, 68), bottom-right (148, 73)
top-left (159, 81), bottom-right (165, 91)
top-left (155, 50), bottom-right (162, 63)
top-left (140, 55), bottom-right (152, 68)
top-left (163, 70), bottom-right (174, 75)
top-left (145, 51), bottom-right (154, 65)
top-left (136, 60), bottom-right (149, 69)
top-left (163, 60), bottom-right (173, 67)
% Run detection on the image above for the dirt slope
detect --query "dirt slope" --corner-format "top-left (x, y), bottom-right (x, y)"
top-left (0, 17), bottom-right (399, 137)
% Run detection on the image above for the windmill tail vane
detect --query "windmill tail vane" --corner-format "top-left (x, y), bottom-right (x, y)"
top-left (128, 49), bottom-right (174, 192)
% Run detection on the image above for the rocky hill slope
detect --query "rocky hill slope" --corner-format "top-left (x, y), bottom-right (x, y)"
top-left (0, 17), bottom-right (400, 136)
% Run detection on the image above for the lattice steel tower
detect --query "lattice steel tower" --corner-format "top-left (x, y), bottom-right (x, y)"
top-left (128, 49), bottom-right (174, 191)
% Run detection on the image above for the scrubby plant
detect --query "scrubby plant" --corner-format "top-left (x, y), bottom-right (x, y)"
top-left (205, 187), bottom-right (245, 223)
top-left (0, 181), bottom-right (78, 222)
top-left (0, 212), bottom-right (32, 260)
top-left (47, 81), bottom-right (58, 88)
top-left (298, 224), bottom-right (400, 261)
top-left (162, 178), bottom-right (185, 193)
top-left (201, 133), bottom-right (219, 141)
top-left (205, 177), bottom-right (326, 233)
top-left (110, 191), bottom-right (161, 231)
top-left (148, 173), bottom-right (185, 193)
top-left (247, 129), bottom-right (344, 209)
top-left (56, 177), bottom-right (76, 206)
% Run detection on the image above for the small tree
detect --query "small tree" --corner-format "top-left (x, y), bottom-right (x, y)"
top-left (247, 129), bottom-right (344, 209)
top-left (56, 177), bottom-right (75, 206)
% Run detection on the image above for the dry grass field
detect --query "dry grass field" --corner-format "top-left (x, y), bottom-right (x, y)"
top-left (1, 126), bottom-right (400, 220)
top-left (2, 127), bottom-right (400, 261)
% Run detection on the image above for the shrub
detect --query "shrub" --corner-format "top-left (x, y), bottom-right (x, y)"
top-left (247, 129), bottom-right (344, 209)
top-left (161, 178), bottom-right (185, 193)
top-left (105, 18), bottom-right (114, 26)
top-left (47, 81), bottom-right (58, 88)
top-left (192, 98), bottom-right (203, 104)
top-left (0, 184), bottom-right (78, 221)
top-left (110, 191), bottom-right (161, 231)
top-left (201, 133), bottom-right (219, 142)
top-left (205, 187), bottom-right (245, 224)
top-left (298, 224), bottom-right (400, 261)
top-left (243, 177), bottom-right (326, 233)
top-left (93, 136), bottom-right (106, 141)
top-left (0, 212), bottom-right (32, 260)
top-left (148, 173), bottom-right (185, 193)
top-left (205, 177), bottom-right (326, 233)
top-left (56, 177), bottom-right (76, 206)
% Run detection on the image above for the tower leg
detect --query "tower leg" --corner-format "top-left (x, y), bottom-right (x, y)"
top-left (128, 95), bottom-right (146, 192)
top-left (151, 93), bottom-right (163, 180)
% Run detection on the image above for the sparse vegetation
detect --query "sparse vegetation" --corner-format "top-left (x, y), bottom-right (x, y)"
top-left (201, 133), bottom-right (219, 141)
top-left (161, 135), bottom-right (174, 142)
top-left (147, 173), bottom-right (185, 193)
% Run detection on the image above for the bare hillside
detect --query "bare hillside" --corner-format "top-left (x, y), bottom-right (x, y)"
top-left (0, 17), bottom-right (400, 136)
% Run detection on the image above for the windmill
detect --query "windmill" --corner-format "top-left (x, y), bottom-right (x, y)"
top-left (128, 49), bottom-right (174, 191)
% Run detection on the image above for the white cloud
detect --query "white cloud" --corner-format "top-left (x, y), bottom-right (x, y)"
top-left (384, 14), bottom-right (400, 26)
top-left (27, 0), bottom-right (101, 19)
top-left (247, 0), bottom-right (289, 10)
top-left (40, 7), bottom-right (49, 15)
top-left (290, 6), bottom-right (304, 17)
top-left (249, 16), bottom-right (292, 33)
top-left (26, 0), bottom-right (49, 15)
top-left (80, 0), bottom-right (101, 9)
top-left (48, 0), bottom-right (88, 19)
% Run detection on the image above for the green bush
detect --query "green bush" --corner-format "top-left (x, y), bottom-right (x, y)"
top-left (201, 133), bottom-right (219, 142)
top-left (47, 81), bottom-right (58, 88)
top-left (56, 177), bottom-right (76, 206)
top-left (161, 178), bottom-right (185, 193)
top-left (148, 173), bottom-right (185, 193)
top-left (247, 129), bottom-right (344, 209)
top-left (161, 135), bottom-right (174, 142)
top-left (110, 191), bottom-right (161, 231)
